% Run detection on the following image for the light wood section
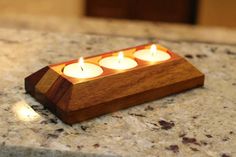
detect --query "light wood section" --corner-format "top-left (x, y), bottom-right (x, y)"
top-left (35, 69), bottom-right (60, 94)
top-left (0, 0), bottom-right (85, 17)
top-left (197, 0), bottom-right (236, 27)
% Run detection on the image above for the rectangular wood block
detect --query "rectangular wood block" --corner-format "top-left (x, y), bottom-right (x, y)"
top-left (25, 44), bottom-right (204, 124)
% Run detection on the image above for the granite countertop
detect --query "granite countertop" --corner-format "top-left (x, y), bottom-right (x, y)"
top-left (0, 27), bottom-right (235, 157)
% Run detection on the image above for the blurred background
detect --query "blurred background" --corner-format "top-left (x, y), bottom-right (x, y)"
top-left (0, 0), bottom-right (236, 45)
top-left (0, 0), bottom-right (235, 27)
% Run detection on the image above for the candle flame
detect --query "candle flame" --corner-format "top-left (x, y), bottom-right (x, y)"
top-left (150, 44), bottom-right (157, 56)
top-left (118, 51), bottom-right (124, 63)
top-left (78, 57), bottom-right (84, 71)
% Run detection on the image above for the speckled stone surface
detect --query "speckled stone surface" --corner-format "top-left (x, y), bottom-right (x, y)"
top-left (0, 28), bottom-right (235, 157)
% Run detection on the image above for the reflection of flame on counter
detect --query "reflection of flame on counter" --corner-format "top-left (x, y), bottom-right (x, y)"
top-left (12, 100), bottom-right (40, 122)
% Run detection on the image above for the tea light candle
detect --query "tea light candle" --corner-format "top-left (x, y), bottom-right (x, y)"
top-left (134, 44), bottom-right (171, 62)
top-left (63, 57), bottom-right (103, 78)
top-left (99, 51), bottom-right (137, 70)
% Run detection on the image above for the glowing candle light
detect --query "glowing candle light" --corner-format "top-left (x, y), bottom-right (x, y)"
top-left (99, 51), bottom-right (137, 70)
top-left (134, 44), bottom-right (171, 62)
top-left (63, 57), bottom-right (103, 78)
top-left (118, 51), bottom-right (123, 63)
top-left (150, 44), bottom-right (157, 56)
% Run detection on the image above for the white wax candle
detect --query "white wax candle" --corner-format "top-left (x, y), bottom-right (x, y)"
top-left (99, 51), bottom-right (137, 70)
top-left (63, 57), bottom-right (103, 78)
top-left (134, 44), bottom-right (171, 62)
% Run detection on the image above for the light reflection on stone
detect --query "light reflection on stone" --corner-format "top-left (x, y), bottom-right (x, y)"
top-left (12, 100), bottom-right (40, 122)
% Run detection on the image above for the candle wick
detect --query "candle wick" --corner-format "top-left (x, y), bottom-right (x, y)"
top-left (78, 57), bottom-right (84, 71)
top-left (80, 66), bottom-right (84, 71)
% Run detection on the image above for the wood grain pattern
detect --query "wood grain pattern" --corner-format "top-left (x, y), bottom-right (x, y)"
top-left (25, 43), bottom-right (204, 124)
top-left (57, 75), bottom-right (203, 124)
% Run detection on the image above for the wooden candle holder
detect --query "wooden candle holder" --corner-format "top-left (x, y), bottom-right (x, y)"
top-left (25, 44), bottom-right (204, 124)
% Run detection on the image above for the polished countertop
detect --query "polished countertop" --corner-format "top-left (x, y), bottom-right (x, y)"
top-left (0, 17), bottom-right (235, 157)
